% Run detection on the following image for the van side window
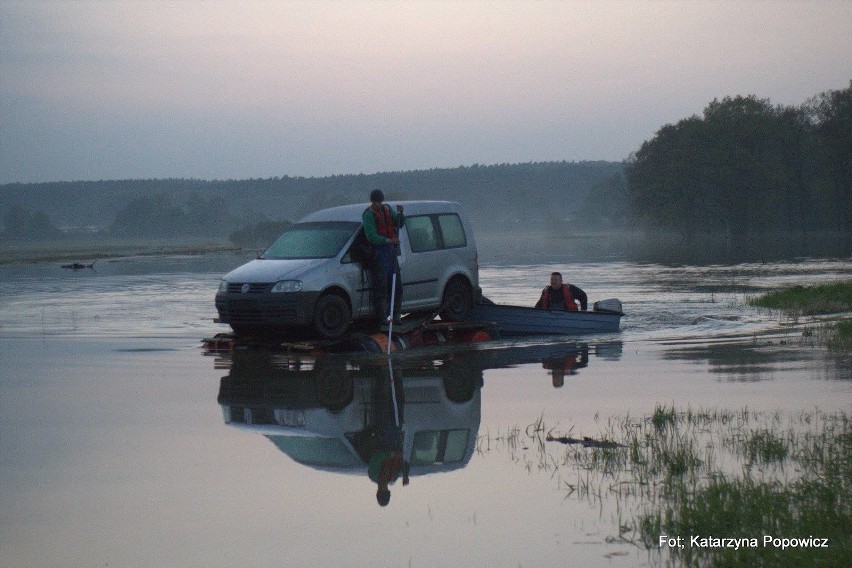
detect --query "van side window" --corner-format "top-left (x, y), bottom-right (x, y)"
top-left (406, 215), bottom-right (440, 252)
top-left (438, 214), bottom-right (466, 248)
top-left (406, 213), bottom-right (467, 253)
top-left (411, 429), bottom-right (470, 465)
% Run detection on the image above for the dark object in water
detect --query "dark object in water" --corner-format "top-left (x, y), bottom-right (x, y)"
top-left (546, 435), bottom-right (626, 449)
top-left (61, 261), bottom-right (97, 270)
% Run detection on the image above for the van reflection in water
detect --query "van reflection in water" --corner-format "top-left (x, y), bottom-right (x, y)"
top-left (214, 341), bottom-right (621, 506)
top-left (216, 350), bottom-right (482, 506)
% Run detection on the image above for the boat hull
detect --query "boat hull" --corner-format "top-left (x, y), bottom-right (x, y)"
top-left (468, 302), bottom-right (622, 335)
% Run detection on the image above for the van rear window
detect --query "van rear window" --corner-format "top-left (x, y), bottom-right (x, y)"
top-left (438, 214), bottom-right (467, 248)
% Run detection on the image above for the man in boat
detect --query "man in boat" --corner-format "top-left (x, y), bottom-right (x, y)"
top-left (535, 271), bottom-right (588, 311)
top-left (362, 189), bottom-right (405, 324)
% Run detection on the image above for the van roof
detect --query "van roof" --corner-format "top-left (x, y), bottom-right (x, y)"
top-left (299, 201), bottom-right (464, 223)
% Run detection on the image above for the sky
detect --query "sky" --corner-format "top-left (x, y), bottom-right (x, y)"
top-left (1, 0), bottom-right (850, 184)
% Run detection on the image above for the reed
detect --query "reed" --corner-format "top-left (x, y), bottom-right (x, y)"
top-left (748, 281), bottom-right (851, 314)
top-left (478, 406), bottom-right (851, 567)
top-left (748, 281), bottom-right (852, 352)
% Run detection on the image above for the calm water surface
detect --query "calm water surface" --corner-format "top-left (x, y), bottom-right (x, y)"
top-left (1, 254), bottom-right (850, 567)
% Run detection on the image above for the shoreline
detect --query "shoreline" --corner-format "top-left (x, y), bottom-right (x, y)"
top-left (5, 228), bottom-right (850, 267)
top-left (0, 240), bottom-right (245, 265)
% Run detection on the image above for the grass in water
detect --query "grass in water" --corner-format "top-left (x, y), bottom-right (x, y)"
top-left (825, 319), bottom-right (852, 351)
top-left (748, 280), bottom-right (852, 315)
top-left (749, 280), bottom-right (852, 352)
top-left (479, 406), bottom-right (851, 567)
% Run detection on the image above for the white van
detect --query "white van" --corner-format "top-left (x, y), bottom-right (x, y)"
top-left (215, 201), bottom-right (479, 338)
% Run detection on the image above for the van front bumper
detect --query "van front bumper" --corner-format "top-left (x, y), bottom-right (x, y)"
top-left (215, 290), bottom-right (321, 328)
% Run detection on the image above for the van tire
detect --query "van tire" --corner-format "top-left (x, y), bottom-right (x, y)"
top-left (443, 367), bottom-right (479, 403)
top-left (231, 325), bottom-right (263, 337)
top-left (439, 278), bottom-right (473, 321)
top-left (314, 359), bottom-right (354, 411)
top-left (313, 293), bottom-right (351, 339)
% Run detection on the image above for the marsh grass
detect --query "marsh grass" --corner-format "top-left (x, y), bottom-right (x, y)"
top-left (748, 281), bottom-right (852, 316)
top-left (749, 281), bottom-right (852, 352)
top-left (825, 319), bottom-right (852, 351)
top-left (652, 405), bottom-right (678, 429)
top-left (478, 406), bottom-right (851, 567)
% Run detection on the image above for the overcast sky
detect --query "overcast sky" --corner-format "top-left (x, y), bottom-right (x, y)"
top-left (1, 0), bottom-right (849, 184)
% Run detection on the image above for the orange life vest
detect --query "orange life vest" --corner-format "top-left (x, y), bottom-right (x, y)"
top-left (539, 284), bottom-right (578, 311)
top-left (371, 204), bottom-right (398, 240)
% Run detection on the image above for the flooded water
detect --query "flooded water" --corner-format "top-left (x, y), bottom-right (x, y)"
top-left (1, 253), bottom-right (850, 567)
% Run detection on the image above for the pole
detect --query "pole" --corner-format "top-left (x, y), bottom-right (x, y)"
top-left (388, 357), bottom-right (400, 427)
top-left (387, 272), bottom-right (400, 426)
top-left (387, 272), bottom-right (396, 355)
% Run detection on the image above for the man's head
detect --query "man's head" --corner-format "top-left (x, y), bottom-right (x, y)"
top-left (551, 368), bottom-right (565, 388)
top-left (376, 485), bottom-right (391, 507)
top-left (369, 189), bottom-right (384, 204)
top-left (549, 272), bottom-right (563, 289)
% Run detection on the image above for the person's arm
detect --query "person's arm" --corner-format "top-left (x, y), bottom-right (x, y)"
top-left (362, 210), bottom-right (386, 245)
top-left (391, 205), bottom-right (404, 227)
top-left (569, 285), bottom-right (587, 310)
top-left (534, 288), bottom-right (547, 308)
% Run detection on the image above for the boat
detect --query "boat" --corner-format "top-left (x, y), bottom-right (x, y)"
top-left (467, 298), bottom-right (623, 335)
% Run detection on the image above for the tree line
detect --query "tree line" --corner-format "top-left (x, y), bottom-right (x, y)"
top-left (0, 161), bottom-right (622, 244)
top-left (626, 83), bottom-right (850, 241)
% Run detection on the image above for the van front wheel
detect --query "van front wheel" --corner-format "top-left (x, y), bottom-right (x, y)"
top-left (315, 359), bottom-right (354, 411)
top-left (439, 278), bottom-right (473, 321)
top-left (313, 294), bottom-right (351, 339)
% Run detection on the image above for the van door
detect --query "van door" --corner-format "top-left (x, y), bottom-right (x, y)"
top-left (399, 215), bottom-right (443, 310)
top-left (341, 229), bottom-right (375, 318)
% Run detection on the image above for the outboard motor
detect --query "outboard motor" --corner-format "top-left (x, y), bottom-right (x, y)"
top-left (593, 298), bottom-right (623, 315)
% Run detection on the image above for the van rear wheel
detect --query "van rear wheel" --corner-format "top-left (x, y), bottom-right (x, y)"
top-left (313, 294), bottom-right (351, 339)
top-left (439, 278), bottom-right (473, 321)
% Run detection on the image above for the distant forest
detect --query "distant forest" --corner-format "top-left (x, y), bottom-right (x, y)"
top-left (0, 161), bottom-right (626, 246)
top-left (1, 83), bottom-right (849, 260)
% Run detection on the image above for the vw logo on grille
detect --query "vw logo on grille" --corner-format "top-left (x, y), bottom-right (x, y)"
top-left (240, 283), bottom-right (251, 294)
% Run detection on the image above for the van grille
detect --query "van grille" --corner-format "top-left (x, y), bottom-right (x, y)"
top-left (228, 406), bottom-right (276, 425)
top-left (217, 297), bottom-right (299, 324)
top-left (227, 282), bottom-right (270, 294)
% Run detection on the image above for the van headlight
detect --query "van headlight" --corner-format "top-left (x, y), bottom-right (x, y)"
top-left (218, 279), bottom-right (228, 293)
top-left (271, 280), bottom-right (303, 293)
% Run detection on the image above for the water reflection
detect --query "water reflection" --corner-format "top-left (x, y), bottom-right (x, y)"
top-left (661, 339), bottom-right (828, 381)
top-left (477, 340), bottom-right (622, 387)
top-left (542, 347), bottom-right (588, 387)
top-left (212, 340), bottom-right (622, 505)
top-left (215, 349), bottom-right (482, 506)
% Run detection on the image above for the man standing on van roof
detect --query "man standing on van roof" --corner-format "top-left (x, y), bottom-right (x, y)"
top-left (363, 189), bottom-right (405, 323)
top-left (535, 271), bottom-right (587, 311)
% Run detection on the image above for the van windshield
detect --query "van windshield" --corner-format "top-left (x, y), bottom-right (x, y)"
top-left (261, 222), bottom-right (361, 259)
